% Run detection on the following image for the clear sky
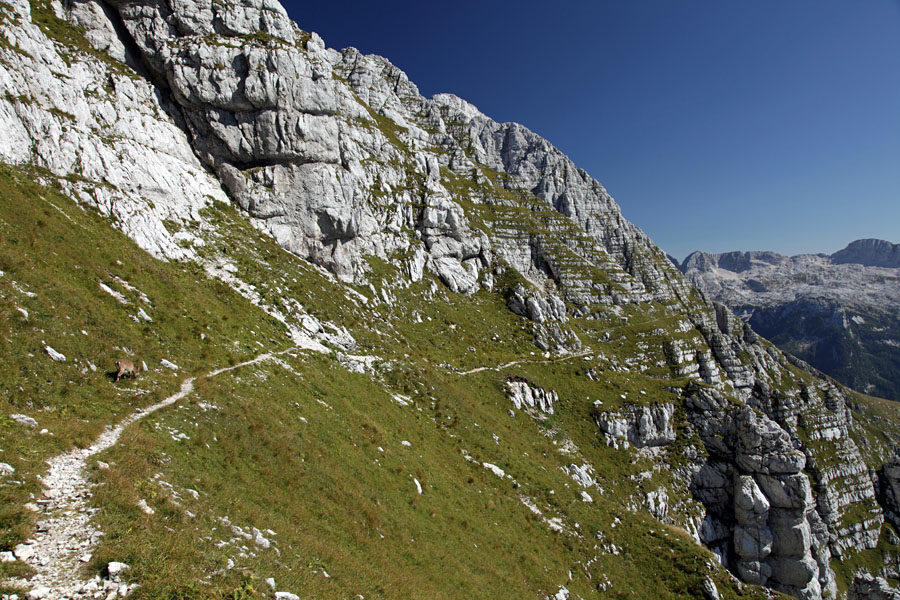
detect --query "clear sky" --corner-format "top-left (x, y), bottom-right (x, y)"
top-left (282, 1), bottom-right (900, 261)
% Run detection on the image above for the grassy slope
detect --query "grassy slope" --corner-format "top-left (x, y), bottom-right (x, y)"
top-left (0, 3), bottom-right (820, 596)
top-left (0, 163), bottom-right (786, 599)
top-left (0, 164), bottom-right (287, 586)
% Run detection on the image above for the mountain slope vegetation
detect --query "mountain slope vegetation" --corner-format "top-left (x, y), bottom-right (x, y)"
top-left (1, 1), bottom-right (900, 599)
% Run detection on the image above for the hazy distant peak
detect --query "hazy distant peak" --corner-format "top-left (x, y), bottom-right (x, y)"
top-left (681, 239), bottom-right (900, 274)
top-left (679, 250), bottom-right (788, 274)
top-left (830, 238), bottom-right (900, 268)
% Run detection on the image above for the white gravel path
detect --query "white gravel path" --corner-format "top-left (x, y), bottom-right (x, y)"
top-left (6, 350), bottom-right (293, 599)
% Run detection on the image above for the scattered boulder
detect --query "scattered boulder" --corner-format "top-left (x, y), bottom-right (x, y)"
top-left (10, 414), bottom-right (38, 428)
top-left (107, 561), bottom-right (130, 582)
top-left (44, 345), bottom-right (66, 362)
top-left (13, 543), bottom-right (35, 560)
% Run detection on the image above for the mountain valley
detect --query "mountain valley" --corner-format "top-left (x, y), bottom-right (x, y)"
top-left (679, 241), bottom-right (900, 402)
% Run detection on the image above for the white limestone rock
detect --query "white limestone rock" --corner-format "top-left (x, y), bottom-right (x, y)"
top-left (0, 0), bottom-right (229, 262)
top-left (13, 543), bottom-right (35, 560)
top-left (10, 414), bottom-right (38, 428)
top-left (44, 346), bottom-right (66, 362)
top-left (505, 378), bottom-right (557, 415)
top-left (431, 256), bottom-right (479, 295)
top-left (594, 403), bottom-right (676, 448)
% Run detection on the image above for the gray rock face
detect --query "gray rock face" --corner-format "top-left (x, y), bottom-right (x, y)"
top-left (680, 242), bottom-right (900, 401)
top-left (67, 0), bottom-right (129, 64)
top-left (849, 575), bottom-right (900, 600)
top-left (832, 239), bottom-right (900, 268)
top-left (594, 403), bottom-right (676, 449)
top-left (0, 0), bottom-right (230, 261)
top-left (88, 0), bottom-right (695, 309)
top-left (506, 285), bottom-right (568, 324)
top-left (684, 388), bottom-right (846, 600)
top-left (880, 453), bottom-right (900, 532)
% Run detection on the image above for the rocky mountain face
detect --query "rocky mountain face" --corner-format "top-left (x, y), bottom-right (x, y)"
top-left (2, 1), bottom-right (900, 599)
top-left (833, 240), bottom-right (900, 269)
top-left (679, 243), bottom-right (900, 401)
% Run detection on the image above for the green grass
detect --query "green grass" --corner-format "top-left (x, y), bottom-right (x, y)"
top-left (88, 348), bottom-right (774, 600)
top-left (1, 0), bottom-right (887, 595)
top-left (0, 163), bottom-right (287, 586)
top-left (0, 158), bottom-right (787, 598)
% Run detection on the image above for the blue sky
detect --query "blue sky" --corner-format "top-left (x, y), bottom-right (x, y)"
top-left (283, 1), bottom-right (900, 261)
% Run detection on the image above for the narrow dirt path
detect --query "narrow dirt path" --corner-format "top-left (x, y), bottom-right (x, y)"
top-left (455, 351), bottom-right (593, 376)
top-left (453, 313), bottom-right (679, 376)
top-left (8, 349), bottom-right (294, 599)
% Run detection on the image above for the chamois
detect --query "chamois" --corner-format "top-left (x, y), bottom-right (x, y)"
top-left (115, 358), bottom-right (137, 382)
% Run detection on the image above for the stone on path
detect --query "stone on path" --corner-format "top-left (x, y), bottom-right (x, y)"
top-left (13, 543), bottom-right (35, 560)
top-left (25, 586), bottom-right (51, 600)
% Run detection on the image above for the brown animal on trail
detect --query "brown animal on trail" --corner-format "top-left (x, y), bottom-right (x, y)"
top-left (115, 359), bottom-right (137, 382)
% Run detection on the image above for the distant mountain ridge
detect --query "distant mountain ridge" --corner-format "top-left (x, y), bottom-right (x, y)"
top-left (831, 238), bottom-right (900, 268)
top-left (682, 238), bottom-right (900, 274)
top-left (679, 239), bottom-right (900, 401)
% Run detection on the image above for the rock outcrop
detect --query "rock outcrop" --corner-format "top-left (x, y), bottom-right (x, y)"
top-left (848, 575), bottom-right (900, 600)
top-left (594, 403), bottom-right (676, 449)
top-left (685, 390), bottom-right (837, 600)
top-left (506, 377), bottom-right (558, 415)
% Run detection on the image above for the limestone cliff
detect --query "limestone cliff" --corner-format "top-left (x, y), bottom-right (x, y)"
top-left (1, 1), bottom-right (899, 599)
